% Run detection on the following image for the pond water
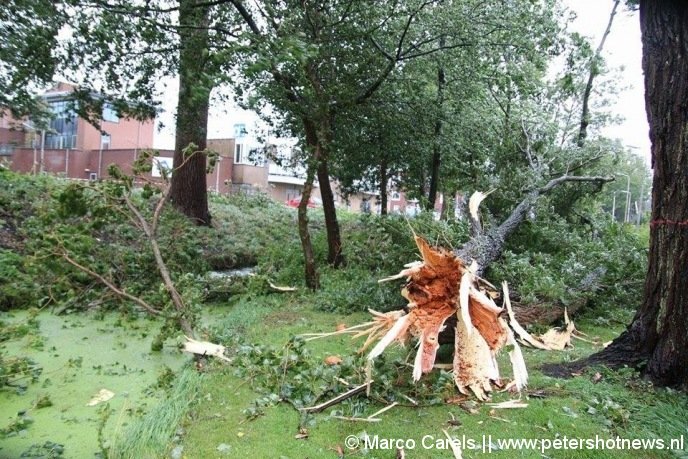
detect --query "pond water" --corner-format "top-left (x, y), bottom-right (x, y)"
top-left (0, 310), bottom-right (190, 458)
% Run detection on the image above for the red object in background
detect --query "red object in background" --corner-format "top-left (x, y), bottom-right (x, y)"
top-left (286, 198), bottom-right (317, 208)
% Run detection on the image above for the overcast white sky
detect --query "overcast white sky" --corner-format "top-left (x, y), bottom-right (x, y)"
top-left (563, 0), bottom-right (650, 161)
top-left (153, 1), bottom-right (650, 163)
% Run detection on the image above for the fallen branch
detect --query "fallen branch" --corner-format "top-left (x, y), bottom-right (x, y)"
top-left (268, 281), bottom-right (297, 292)
top-left (487, 400), bottom-right (528, 409)
top-left (183, 336), bottom-right (231, 362)
top-left (367, 402), bottom-right (398, 419)
top-left (457, 177), bottom-right (614, 275)
top-left (60, 251), bottom-right (162, 316)
top-left (302, 382), bottom-right (371, 413)
top-left (330, 415), bottom-right (381, 422)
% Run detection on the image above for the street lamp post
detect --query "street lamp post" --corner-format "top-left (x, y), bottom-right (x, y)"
top-left (616, 172), bottom-right (631, 223)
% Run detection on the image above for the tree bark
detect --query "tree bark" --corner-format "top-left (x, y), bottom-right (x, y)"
top-left (317, 156), bottom-right (345, 267)
top-left (299, 121), bottom-right (322, 290)
top-left (298, 163), bottom-right (320, 290)
top-left (168, 0), bottom-right (212, 226)
top-left (379, 156), bottom-right (388, 216)
top-left (577, 0), bottom-right (620, 147)
top-left (456, 175), bottom-right (613, 276)
top-left (427, 63), bottom-right (446, 211)
top-left (304, 114), bottom-right (345, 268)
top-left (569, 0), bottom-right (688, 388)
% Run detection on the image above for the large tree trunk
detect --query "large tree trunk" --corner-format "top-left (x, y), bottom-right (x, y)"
top-left (169, 0), bottom-right (211, 226)
top-left (570, 0), bottom-right (688, 388)
top-left (576, 0), bottom-right (620, 147)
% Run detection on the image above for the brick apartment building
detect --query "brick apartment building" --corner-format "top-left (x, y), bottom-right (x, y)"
top-left (1, 82), bottom-right (440, 216)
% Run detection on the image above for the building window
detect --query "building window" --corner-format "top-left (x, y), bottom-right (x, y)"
top-left (89, 172), bottom-right (98, 181)
top-left (235, 143), bottom-right (245, 164)
top-left (233, 123), bottom-right (247, 138)
top-left (45, 100), bottom-right (78, 149)
top-left (391, 191), bottom-right (401, 201)
top-left (100, 134), bottom-right (111, 150)
top-left (103, 103), bottom-right (119, 123)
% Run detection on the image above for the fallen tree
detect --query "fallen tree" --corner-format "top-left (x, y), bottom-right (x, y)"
top-left (311, 235), bottom-right (582, 401)
top-left (456, 175), bottom-right (614, 276)
top-left (435, 176), bottom-right (614, 341)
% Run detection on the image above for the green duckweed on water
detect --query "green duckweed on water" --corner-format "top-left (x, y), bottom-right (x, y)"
top-left (0, 309), bottom-right (191, 459)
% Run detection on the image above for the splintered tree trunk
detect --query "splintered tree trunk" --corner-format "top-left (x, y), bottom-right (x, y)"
top-left (169, 0), bottom-right (211, 226)
top-left (577, 0), bottom-right (688, 387)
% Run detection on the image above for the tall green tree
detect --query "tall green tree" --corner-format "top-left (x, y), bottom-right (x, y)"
top-left (228, 0), bottom-right (470, 286)
top-left (0, 0), bottom-right (62, 117)
top-left (48, 1), bottom-right (236, 224)
top-left (581, 0), bottom-right (688, 388)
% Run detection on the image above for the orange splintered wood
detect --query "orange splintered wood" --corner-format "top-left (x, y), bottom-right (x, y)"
top-left (364, 234), bottom-right (529, 400)
top-left (404, 237), bottom-right (464, 377)
top-left (468, 296), bottom-right (508, 351)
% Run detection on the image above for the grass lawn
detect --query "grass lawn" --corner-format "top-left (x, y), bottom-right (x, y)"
top-left (177, 293), bottom-right (688, 459)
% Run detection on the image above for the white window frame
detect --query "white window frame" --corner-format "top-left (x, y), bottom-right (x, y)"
top-left (391, 191), bottom-right (401, 201)
top-left (233, 123), bottom-right (247, 138)
top-left (100, 134), bottom-right (111, 150)
top-left (103, 103), bottom-right (119, 123)
top-left (234, 143), bottom-right (246, 164)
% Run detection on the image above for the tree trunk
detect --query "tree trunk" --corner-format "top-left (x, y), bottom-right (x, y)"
top-left (456, 175), bottom-right (613, 276)
top-left (300, 121), bottom-right (321, 290)
top-left (577, 0), bottom-right (620, 147)
top-left (379, 157), bottom-right (388, 216)
top-left (317, 156), bottom-right (345, 267)
top-left (298, 163), bottom-right (320, 290)
top-left (426, 63), bottom-right (446, 211)
top-left (306, 114), bottom-right (345, 268)
top-left (169, 0), bottom-right (212, 226)
top-left (571, 0), bottom-right (688, 388)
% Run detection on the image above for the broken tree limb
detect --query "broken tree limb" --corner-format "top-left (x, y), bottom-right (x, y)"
top-left (60, 250), bottom-right (163, 317)
top-left (456, 176), bottom-right (614, 276)
top-left (302, 382), bottom-right (371, 413)
top-left (183, 336), bottom-right (231, 362)
top-left (268, 281), bottom-right (297, 292)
